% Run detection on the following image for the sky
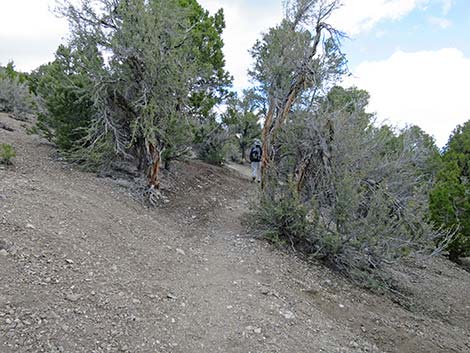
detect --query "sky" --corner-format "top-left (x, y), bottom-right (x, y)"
top-left (1, 0), bottom-right (469, 146)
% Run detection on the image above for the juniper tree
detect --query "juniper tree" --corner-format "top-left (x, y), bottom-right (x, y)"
top-left (54, 0), bottom-right (230, 198)
top-left (249, 0), bottom-right (346, 189)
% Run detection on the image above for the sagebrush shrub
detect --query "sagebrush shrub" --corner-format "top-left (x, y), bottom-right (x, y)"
top-left (0, 78), bottom-right (35, 119)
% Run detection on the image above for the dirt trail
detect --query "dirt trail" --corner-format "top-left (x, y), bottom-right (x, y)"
top-left (1, 113), bottom-right (470, 353)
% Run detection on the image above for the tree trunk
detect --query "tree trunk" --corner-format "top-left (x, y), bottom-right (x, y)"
top-left (147, 142), bottom-right (162, 190)
top-left (295, 153), bottom-right (312, 194)
top-left (260, 19), bottom-right (326, 191)
top-left (261, 102), bottom-right (275, 189)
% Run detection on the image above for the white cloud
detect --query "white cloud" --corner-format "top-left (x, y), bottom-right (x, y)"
top-left (344, 48), bottom-right (470, 146)
top-left (200, 0), bottom-right (433, 89)
top-left (199, 0), bottom-right (282, 90)
top-left (440, 0), bottom-right (453, 15)
top-left (331, 0), bottom-right (428, 35)
top-left (428, 16), bottom-right (452, 29)
top-left (0, 0), bottom-right (68, 71)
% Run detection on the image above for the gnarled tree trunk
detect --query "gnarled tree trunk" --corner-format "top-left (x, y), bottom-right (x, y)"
top-left (147, 141), bottom-right (162, 190)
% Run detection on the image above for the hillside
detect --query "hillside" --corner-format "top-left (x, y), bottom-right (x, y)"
top-left (1, 112), bottom-right (469, 353)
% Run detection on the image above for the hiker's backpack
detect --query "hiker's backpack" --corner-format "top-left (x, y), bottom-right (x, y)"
top-left (249, 145), bottom-right (262, 162)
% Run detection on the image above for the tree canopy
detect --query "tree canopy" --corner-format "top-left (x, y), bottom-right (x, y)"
top-left (35, 0), bottom-right (232, 195)
top-left (430, 121), bottom-right (470, 260)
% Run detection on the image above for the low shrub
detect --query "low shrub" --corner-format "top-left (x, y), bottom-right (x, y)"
top-left (0, 78), bottom-right (35, 119)
top-left (0, 144), bottom-right (16, 164)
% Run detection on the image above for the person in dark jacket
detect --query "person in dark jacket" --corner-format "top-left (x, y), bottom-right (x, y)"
top-left (249, 139), bottom-right (262, 183)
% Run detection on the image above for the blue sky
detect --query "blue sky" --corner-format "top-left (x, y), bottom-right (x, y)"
top-left (1, 0), bottom-right (469, 146)
top-left (343, 0), bottom-right (470, 67)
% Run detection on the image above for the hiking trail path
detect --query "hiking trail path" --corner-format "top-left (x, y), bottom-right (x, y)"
top-left (1, 113), bottom-right (469, 353)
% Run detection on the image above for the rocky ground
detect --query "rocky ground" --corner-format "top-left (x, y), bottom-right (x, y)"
top-left (1, 113), bottom-right (469, 353)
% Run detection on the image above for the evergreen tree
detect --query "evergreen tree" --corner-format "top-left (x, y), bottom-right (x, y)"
top-left (30, 45), bottom-right (97, 151)
top-left (37, 0), bottom-right (231, 195)
top-left (223, 90), bottom-right (262, 161)
top-left (430, 121), bottom-right (470, 261)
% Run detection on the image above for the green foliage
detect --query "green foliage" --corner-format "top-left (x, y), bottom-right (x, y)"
top-left (430, 121), bottom-right (470, 260)
top-left (194, 118), bottom-right (228, 165)
top-left (248, 0), bottom-right (443, 292)
top-left (52, 0), bottom-right (231, 178)
top-left (30, 45), bottom-right (96, 151)
top-left (0, 61), bottom-right (28, 84)
top-left (251, 184), bottom-right (309, 246)
top-left (223, 90), bottom-right (262, 162)
top-left (199, 143), bottom-right (225, 165)
top-left (178, 0), bottom-right (232, 117)
top-left (250, 12), bottom-right (346, 102)
top-left (0, 144), bottom-right (16, 165)
top-left (251, 84), bottom-right (444, 290)
top-left (223, 141), bottom-right (242, 163)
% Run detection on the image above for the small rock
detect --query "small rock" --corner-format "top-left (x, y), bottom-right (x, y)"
top-left (65, 293), bottom-right (81, 302)
top-left (26, 223), bottom-right (36, 230)
top-left (48, 311), bottom-right (59, 319)
top-left (338, 304), bottom-right (345, 308)
top-left (254, 327), bottom-right (262, 334)
top-left (0, 249), bottom-right (8, 256)
top-left (132, 299), bottom-right (141, 304)
top-left (0, 239), bottom-right (7, 250)
top-left (280, 309), bottom-right (295, 320)
top-left (176, 248), bottom-right (186, 256)
top-left (167, 293), bottom-right (178, 300)
top-left (5, 318), bottom-right (12, 324)
top-left (65, 259), bottom-right (74, 264)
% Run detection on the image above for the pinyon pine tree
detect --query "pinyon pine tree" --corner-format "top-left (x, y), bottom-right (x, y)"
top-left (430, 121), bottom-right (470, 261)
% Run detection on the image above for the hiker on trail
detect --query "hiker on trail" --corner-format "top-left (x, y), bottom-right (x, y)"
top-left (249, 139), bottom-right (262, 183)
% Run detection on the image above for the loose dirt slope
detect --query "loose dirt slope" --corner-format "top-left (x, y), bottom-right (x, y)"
top-left (1, 113), bottom-right (469, 353)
